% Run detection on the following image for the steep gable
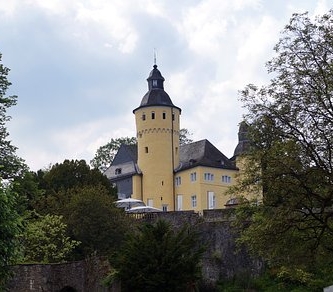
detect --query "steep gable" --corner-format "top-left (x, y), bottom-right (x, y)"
top-left (104, 144), bottom-right (139, 180)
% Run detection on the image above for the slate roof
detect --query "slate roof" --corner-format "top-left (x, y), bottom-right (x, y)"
top-left (112, 144), bottom-right (138, 165)
top-left (176, 139), bottom-right (237, 172)
top-left (232, 121), bottom-right (250, 159)
top-left (133, 65), bottom-right (181, 113)
top-left (104, 144), bottom-right (140, 180)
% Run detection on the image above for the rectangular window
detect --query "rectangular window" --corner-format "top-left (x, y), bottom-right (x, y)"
top-left (204, 173), bottom-right (214, 181)
top-left (162, 205), bottom-right (168, 212)
top-left (175, 176), bottom-right (181, 186)
top-left (147, 199), bottom-right (153, 207)
top-left (142, 113), bottom-right (146, 120)
top-left (145, 147), bottom-right (148, 153)
top-left (190, 172), bottom-right (197, 182)
top-left (163, 112), bottom-right (166, 119)
top-left (191, 195), bottom-right (197, 208)
top-left (222, 175), bottom-right (231, 183)
top-left (172, 113), bottom-right (175, 121)
top-left (151, 112), bottom-right (155, 119)
top-left (207, 191), bottom-right (215, 209)
top-left (177, 195), bottom-right (183, 211)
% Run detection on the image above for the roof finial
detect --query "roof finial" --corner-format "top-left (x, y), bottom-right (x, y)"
top-left (153, 48), bottom-right (157, 67)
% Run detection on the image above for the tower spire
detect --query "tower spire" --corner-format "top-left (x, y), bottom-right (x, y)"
top-left (153, 48), bottom-right (157, 66)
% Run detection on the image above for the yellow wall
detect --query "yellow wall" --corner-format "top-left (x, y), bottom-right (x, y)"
top-left (174, 166), bottom-right (238, 211)
top-left (234, 155), bottom-right (263, 204)
top-left (134, 106), bottom-right (180, 210)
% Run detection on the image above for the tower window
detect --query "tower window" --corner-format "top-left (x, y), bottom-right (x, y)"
top-left (142, 113), bottom-right (146, 120)
top-left (162, 112), bottom-right (166, 119)
top-left (145, 147), bottom-right (149, 153)
top-left (172, 113), bottom-right (175, 121)
top-left (152, 80), bottom-right (158, 87)
top-left (151, 112), bottom-right (155, 119)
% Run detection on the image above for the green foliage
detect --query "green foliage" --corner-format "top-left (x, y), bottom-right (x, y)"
top-left (90, 137), bottom-right (137, 172)
top-left (179, 128), bottom-right (193, 145)
top-left (22, 214), bottom-right (79, 263)
top-left (113, 220), bottom-right (204, 292)
top-left (0, 53), bottom-right (26, 288)
top-left (232, 9), bottom-right (333, 289)
top-left (64, 185), bottom-right (129, 258)
top-left (0, 184), bottom-right (22, 288)
top-left (33, 159), bottom-right (116, 215)
top-left (12, 171), bottom-right (44, 216)
top-left (0, 53), bottom-right (26, 180)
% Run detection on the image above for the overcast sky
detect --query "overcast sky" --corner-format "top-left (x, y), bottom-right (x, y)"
top-left (1, 0), bottom-right (330, 171)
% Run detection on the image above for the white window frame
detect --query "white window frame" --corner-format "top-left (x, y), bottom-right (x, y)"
top-left (204, 173), bottom-right (214, 181)
top-left (207, 191), bottom-right (215, 209)
top-left (177, 195), bottom-right (183, 211)
top-left (222, 175), bottom-right (231, 183)
top-left (191, 195), bottom-right (197, 208)
top-left (147, 199), bottom-right (153, 207)
top-left (190, 172), bottom-right (197, 182)
top-left (175, 176), bottom-right (182, 186)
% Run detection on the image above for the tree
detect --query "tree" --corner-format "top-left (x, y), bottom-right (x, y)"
top-left (64, 185), bottom-right (129, 258)
top-left (33, 159), bottom-right (117, 215)
top-left (113, 220), bottom-right (204, 292)
top-left (12, 171), bottom-right (44, 216)
top-left (233, 9), bottom-right (333, 287)
top-left (0, 183), bottom-right (22, 289)
top-left (90, 137), bottom-right (137, 172)
top-left (179, 128), bottom-right (193, 146)
top-left (22, 214), bottom-right (79, 263)
top-left (0, 53), bottom-right (26, 179)
top-left (0, 53), bottom-right (26, 288)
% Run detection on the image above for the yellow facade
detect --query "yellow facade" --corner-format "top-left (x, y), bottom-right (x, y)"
top-left (174, 166), bottom-right (238, 211)
top-left (127, 64), bottom-right (248, 212)
top-left (134, 106), bottom-right (180, 211)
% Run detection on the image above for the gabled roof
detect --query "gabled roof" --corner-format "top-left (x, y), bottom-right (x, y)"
top-left (112, 144), bottom-right (138, 165)
top-left (176, 139), bottom-right (237, 172)
top-left (104, 144), bottom-right (140, 180)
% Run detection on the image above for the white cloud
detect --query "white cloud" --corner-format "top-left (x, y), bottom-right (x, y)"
top-left (3, 0), bottom-right (330, 170)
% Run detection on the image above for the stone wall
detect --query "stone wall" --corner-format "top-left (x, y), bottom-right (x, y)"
top-left (6, 209), bottom-right (263, 291)
top-left (6, 256), bottom-right (119, 292)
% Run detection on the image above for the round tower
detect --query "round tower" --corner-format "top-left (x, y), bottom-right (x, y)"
top-left (133, 65), bottom-right (181, 211)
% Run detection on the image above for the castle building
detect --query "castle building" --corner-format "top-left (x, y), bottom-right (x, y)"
top-left (105, 64), bottom-right (248, 212)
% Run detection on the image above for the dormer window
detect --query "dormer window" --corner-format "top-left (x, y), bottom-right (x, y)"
top-left (115, 168), bottom-right (122, 175)
top-left (152, 80), bottom-right (158, 87)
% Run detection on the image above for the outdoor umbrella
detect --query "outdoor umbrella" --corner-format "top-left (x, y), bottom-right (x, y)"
top-left (114, 198), bottom-right (145, 210)
top-left (126, 206), bottom-right (163, 213)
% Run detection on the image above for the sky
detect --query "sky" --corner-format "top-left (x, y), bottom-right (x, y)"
top-left (0, 0), bottom-right (330, 171)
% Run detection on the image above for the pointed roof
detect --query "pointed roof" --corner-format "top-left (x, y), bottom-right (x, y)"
top-left (233, 121), bottom-right (250, 157)
top-left (176, 139), bottom-right (237, 172)
top-left (133, 64), bottom-right (181, 113)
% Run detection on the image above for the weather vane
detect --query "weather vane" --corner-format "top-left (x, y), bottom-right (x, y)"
top-left (154, 48), bottom-right (157, 66)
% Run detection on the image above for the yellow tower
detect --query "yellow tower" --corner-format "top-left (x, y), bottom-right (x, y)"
top-left (133, 65), bottom-right (181, 211)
